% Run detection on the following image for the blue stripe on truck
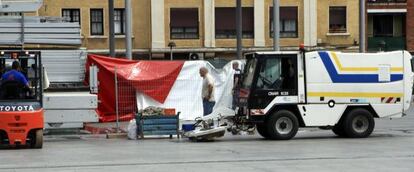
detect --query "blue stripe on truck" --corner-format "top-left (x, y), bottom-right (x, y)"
top-left (318, 51), bottom-right (403, 83)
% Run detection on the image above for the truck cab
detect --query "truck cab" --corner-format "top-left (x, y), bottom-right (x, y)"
top-left (0, 51), bottom-right (44, 148)
top-left (239, 51), bottom-right (302, 117)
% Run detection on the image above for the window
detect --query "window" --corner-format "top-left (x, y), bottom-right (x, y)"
top-left (90, 9), bottom-right (104, 35)
top-left (62, 9), bottom-right (80, 24)
top-left (215, 7), bottom-right (254, 39)
top-left (402, 15), bottom-right (406, 36)
top-left (170, 8), bottom-right (199, 39)
top-left (270, 7), bottom-right (298, 38)
top-left (114, 9), bottom-right (125, 35)
top-left (373, 15), bottom-right (393, 37)
top-left (329, 7), bottom-right (347, 33)
top-left (372, 14), bottom-right (405, 37)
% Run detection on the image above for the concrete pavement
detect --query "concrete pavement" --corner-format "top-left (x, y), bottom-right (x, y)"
top-left (0, 113), bottom-right (413, 172)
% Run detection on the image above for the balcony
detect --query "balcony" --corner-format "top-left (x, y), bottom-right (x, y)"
top-left (367, 0), bottom-right (406, 4)
top-left (367, 37), bottom-right (406, 51)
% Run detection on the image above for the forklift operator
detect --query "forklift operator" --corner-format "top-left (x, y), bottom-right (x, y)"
top-left (1, 61), bottom-right (29, 87)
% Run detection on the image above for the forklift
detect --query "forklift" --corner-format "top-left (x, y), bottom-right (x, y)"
top-left (0, 51), bottom-right (44, 148)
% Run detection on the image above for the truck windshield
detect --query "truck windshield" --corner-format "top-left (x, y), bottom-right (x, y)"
top-left (242, 58), bottom-right (257, 89)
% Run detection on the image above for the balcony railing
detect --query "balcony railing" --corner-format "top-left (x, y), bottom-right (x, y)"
top-left (367, 0), bottom-right (407, 4)
top-left (368, 37), bottom-right (406, 51)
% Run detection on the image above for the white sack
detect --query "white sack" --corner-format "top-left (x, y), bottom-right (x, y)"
top-left (127, 119), bottom-right (137, 140)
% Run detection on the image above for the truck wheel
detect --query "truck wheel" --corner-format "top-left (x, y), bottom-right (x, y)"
top-left (266, 110), bottom-right (299, 140)
top-left (343, 108), bottom-right (375, 138)
top-left (31, 129), bottom-right (43, 149)
top-left (256, 123), bottom-right (269, 139)
top-left (332, 125), bottom-right (346, 137)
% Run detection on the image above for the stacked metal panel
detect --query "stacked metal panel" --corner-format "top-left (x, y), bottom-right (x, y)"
top-left (0, 0), bottom-right (43, 12)
top-left (43, 92), bottom-right (99, 129)
top-left (0, 16), bottom-right (81, 45)
top-left (42, 49), bottom-right (87, 83)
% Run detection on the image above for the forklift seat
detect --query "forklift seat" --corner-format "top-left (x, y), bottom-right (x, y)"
top-left (0, 80), bottom-right (25, 99)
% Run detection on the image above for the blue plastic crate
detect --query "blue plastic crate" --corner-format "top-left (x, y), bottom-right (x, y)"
top-left (135, 112), bottom-right (180, 139)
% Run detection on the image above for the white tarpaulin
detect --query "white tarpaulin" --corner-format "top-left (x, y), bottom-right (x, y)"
top-left (136, 60), bottom-right (243, 120)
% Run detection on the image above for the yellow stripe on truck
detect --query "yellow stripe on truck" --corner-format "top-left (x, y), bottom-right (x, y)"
top-left (331, 52), bottom-right (403, 72)
top-left (308, 92), bottom-right (404, 98)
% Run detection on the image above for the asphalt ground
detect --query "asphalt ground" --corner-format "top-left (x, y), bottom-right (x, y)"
top-left (0, 109), bottom-right (414, 172)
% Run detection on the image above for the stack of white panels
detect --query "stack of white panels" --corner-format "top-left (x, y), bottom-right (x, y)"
top-left (0, 16), bottom-right (81, 45)
top-left (42, 49), bottom-right (87, 83)
top-left (0, 0), bottom-right (43, 12)
top-left (43, 92), bottom-right (99, 129)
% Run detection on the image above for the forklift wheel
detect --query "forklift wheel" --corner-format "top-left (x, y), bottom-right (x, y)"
top-left (266, 110), bottom-right (299, 140)
top-left (31, 129), bottom-right (43, 149)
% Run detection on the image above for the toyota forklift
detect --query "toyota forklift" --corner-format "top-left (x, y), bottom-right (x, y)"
top-left (0, 51), bottom-right (44, 148)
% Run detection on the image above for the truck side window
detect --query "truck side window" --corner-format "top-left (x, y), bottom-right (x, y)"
top-left (281, 58), bottom-right (296, 90)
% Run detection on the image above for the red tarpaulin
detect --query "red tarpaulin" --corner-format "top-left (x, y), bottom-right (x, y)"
top-left (85, 54), bottom-right (184, 122)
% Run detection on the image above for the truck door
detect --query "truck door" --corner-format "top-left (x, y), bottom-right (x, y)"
top-left (248, 54), bottom-right (298, 110)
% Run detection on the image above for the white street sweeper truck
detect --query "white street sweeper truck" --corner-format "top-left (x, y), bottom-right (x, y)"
top-left (185, 50), bottom-right (414, 141)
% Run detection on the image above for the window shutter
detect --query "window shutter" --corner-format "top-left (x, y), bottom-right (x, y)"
top-left (170, 8), bottom-right (198, 27)
top-left (270, 7), bottom-right (298, 20)
top-left (215, 8), bottom-right (236, 30)
top-left (242, 7), bottom-right (254, 32)
top-left (329, 7), bottom-right (346, 25)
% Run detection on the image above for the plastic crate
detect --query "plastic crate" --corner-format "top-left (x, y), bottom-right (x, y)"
top-left (136, 112), bottom-right (180, 139)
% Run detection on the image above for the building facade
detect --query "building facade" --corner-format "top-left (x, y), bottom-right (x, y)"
top-left (408, 0), bottom-right (414, 52)
top-left (366, 0), bottom-right (413, 52)
top-left (36, 0), bottom-right (361, 59)
top-left (38, 0), bottom-right (151, 54)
